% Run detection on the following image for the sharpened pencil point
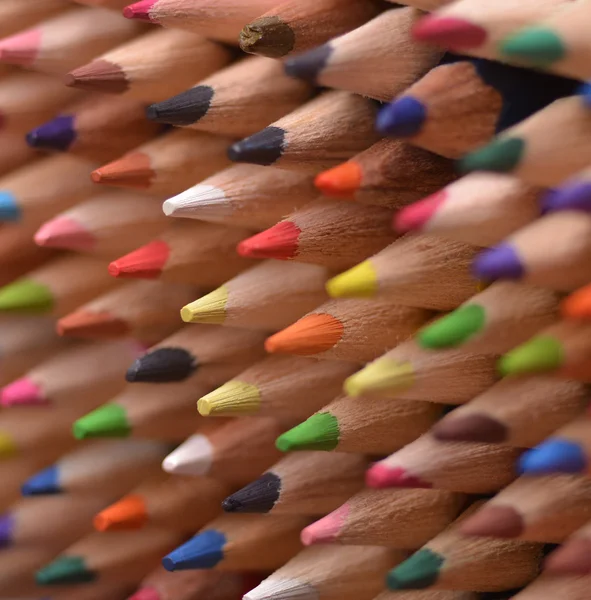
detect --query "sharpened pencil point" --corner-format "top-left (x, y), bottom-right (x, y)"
top-left (545, 539), bottom-right (591, 575)
top-left (519, 438), bottom-right (587, 475)
top-left (162, 434), bottom-right (213, 476)
top-left (240, 17), bottom-right (295, 58)
top-left (228, 127), bottom-right (285, 166)
top-left (180, 286), bottom-right (229, 325)
top-left (395, 190), bottom-right (446, 234)
top-left (198, 380), bottom-right (261, 417)
top-left (36, 556), bottom-right (96, 585)
top-left (458, 138), bottom-right (525, 175)
top-left (0, 514), bottom-right (13, 548)
top-left (21, 465), bottom-right (60, 496)
top-left (147, 87), bottom-right (214, 126)
top-left (501, 28), bottom-right (565, 66)
top-left (472, 244), bottom-right (524, 282)
top-left (433, 413), bottom-right (507, 444)
top-left (498, 335), bottom-right (563, 377)
top-left (412, 15), bottom-right (487, 50)
top-left (94, 494), bottom-right (148, 531)
top-left (35, 217), bottom-right (95, 252)
top-left (377, 97), bottom-right (426, 138)
top-left (0, 191), bottom-right (20, 222)
top-left (162, 530), bottom-right (226, 571)
top-left (0, 279), bottom-right (54, 314)
top-left (73, 403), bottom-right (131, 439)
top-left (301, 503), bottom-right (348, 545)
top-left (418, 305), bottom-right (485, 349)
top-left (0, 377), bottom-right (45, 407)
top-left (366, 464), bottom-right (432, 489)
top-left (93, 153), bottom-right (154, 189)
top-left (109, 240), bottom-right (170, 280)
top-left (326, 261), bottom-right (378, 299)
top-left (123, 0), bottom-right (158, 23)
top-left (460, 505), bottom-right (524, 538)
top-left (26, 115), bottom-right (76, 152)
top-left (222, 472), bottom-right (281, 513)
top-left (563, 285), bottom-right (591, 319)
top-left (284, 44), bottom-right (332, 83)
top-left (387, 549), bottom-right (444, 590)
top-left (57, 310), bottom-right (130, 339)
top-left (542, 182), bottom-right (591, 213)
top-left (238, 222), bottom-right (300, 260)
top-left (129, 588), bottom-right (161, 600)
top-left (0, 433), bottom-right (16, 459)
top-left (0, 29), bottom-right (42, 67)
top-left (315, 162), bottom-right (362, 198)
top-left (344, 359), bottom-right (414, 397)
top-left (65, 60), bottom-right (129, 94)
top-left (276, 413), bottom-right (339, 452)
top-left (127, 348), bottom-right (196, 383)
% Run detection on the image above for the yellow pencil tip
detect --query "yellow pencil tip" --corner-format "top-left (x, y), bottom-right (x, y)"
top-left (180, 285), bottom-right (229, 324)
top-left (0, 432), bottom-right (17, 458)
top-left (344, 359), bottom-right (415, 397)
top-left (326, 261), bottom-right (378, 298)
top-left (198, 380), bottom-right (261, 416)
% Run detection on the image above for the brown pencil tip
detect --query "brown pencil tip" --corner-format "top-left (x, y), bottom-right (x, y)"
top-left (92, 152), bottom-right (154, 189)
top-left (432, 413), bottom-right (508, 444)
top-left (57, 310), bottom-right (131, 340)
top-left (460, 505), bottom-right (524, 538)
top-left (265, 313), bottom-right (344, 356)
top-left (65, 59), bottom-right (129, 94)
top-left (240, 16), bottom-right (296, 58)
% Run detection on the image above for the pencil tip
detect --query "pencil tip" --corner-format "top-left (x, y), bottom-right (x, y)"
top-left (301, 505), bottom-right (348, 545)
top-left (460, 505), bottom-right (525, 538)
top-left (129, 588), bottom-right (162, 600)
top-left (109, 240), bottom-right (170, 280)
top-left (228, 127), bottom-right (285, 166)
top-left (240, 17), bottom-right (295, 58)
top-left (394, 190), bottom-right (447, 234)
top-left (472, 243), bottom-right (524, 282)
top-left (180, 286), bottom-right (229, 325)
top-left (500, 27), bottom-right (565, 66)
top-left (57, 310), bottom-right (130, 339)
top-left (73, 403), bottom-right (131, 439)
top-left (123, 1), bottom-right (158, 23)
top-left (545, 539), bottom-right (591, 575)
top-left (0, 514), bottom-right (13, 548)
top-left (147, 86), bottom-right (214, 126)
top-left (0, 377), bottom-right (45, 407)
top-left (563, 285), bottom-right (591, 319)
top-left (65, 60), bottom-right (129, 94)
top-left (326, 261), bottom-right (378, 299)
top-left (222, 472), bottom-right (281, 513)
top-left (163, 184), bottom-right (226, 217)
top-left (365, 464), bottom-right (431, 489)
top-left (93, 153), bottom-right (154, 189)
top-left (387, 549), bottom-right (444, 590)
top-left (276, 413), bottom-right (339, 452)
top-left (127, 347), bottom-right (196, 383)
top-left (26, 115), bottom-right (76, 152)
top-left (412, 15), bottom-right (487, 50)
top-left (197, 380), bottom-right (260, 417)
top-left (498, 335), bottom-right (562, 377)
top-left (0, 29), bottom-right (42, 67)
top-left (433, 413), bottom-right (507, 444)
top-left (237, 222), bottom-right (300, 260)
top-left (35, 217), bottom-right (95, 252)
top-left (377, 96), bottom-right (426, 138)
top-left (162, 434), bottom-right (213, 476)
top-left (519, 438), bottom-right (587, 475)
top-left (21, 465), bottom-right (61, 496)
top-left (162, 530), bottom-right (226, 571)
top-left (0, 191), bottom-right (20, 222)
top-left (0, 279), bottom-right (54, 314)
top-left (315, 162), bottom-right (362, 198)
top-left (284, 44), bottom-right (332, 83)
top-left (94, 494), bottom-right (148, 531)
top-left (418, 305), bottom-right (485, 349)
top-left (36, 556), bottom-right (96, 585)
top-left (343, 358), bottom-right (414, 397)
top-left (542, 181), bottom-right (591, 213)
top-left (458, 138), bottom-right (524, 175)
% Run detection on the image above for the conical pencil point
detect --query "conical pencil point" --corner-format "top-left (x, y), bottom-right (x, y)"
top-left (545, 539), bottom-right (591, 575)
top-left (418, 305), bottom-right (485, 349)
top-left (314, 162), bottom-right (362, 198)
top-left (180, 286), bottom-right (229, 325)
top-left (0, 377), bottom-right (45, 407)
top-left (498, 335), bottom-right (563, 377)
top-left (26, 115), bottom-right (76, 152)
top-left (238, 222), bottom-right (300, 260)
top-left (92, 153), bottom-right (154, 189)
top-left (563, 285), bottom-right (591, 319)
top-left (394, 190), bottom-right (447, 233)
top-left (94, 494), bottom-right (148, 531)
top-left (0, 191), bottom-right (20, 222)
top-left (126, 348), bottom-right (196, 383)
top-left (73, 403), bottom-right (131, 439)
top-left (36, 556), bottom-right (96, 585)
top-left (458, 138), bottom-right (525, 175)
top-left (326, 261), bottom-right (378, 299)
top-left (228, 127), bottom-right (285, 166)
top-left (147, 86), bottom-right (213, 126)
top-left (123, 1), bottom-right (158, 23)
top-left (472, 244), bottom-right (524, 282)
top-left (57, 310), bottom-right (130, 339)
top-left (222, 472), bottom-right (281, 514)
top-left (377, 96), bottom-right (426, 138)
top-left (301, 504), bottom-right (348, 545)
top-left (0, 279), bottom-right (54, 314)
top-left (542, 181), bottom-right (591, 213)
top-left (21, 465), bottom-right (61, 496)
top-left (65, 60), bottom-right (129, 94)
top-left (460, 505), bottom-right (524, 538)
top-left (412, 15), bottom-right (487, 49)
top-left (519, 438), bottom-right (587, 475)
top-left (433, 413), bottom-right (507, 444)
top-left (240, 17), bottom-right (295, 59)
top-left (35, 217), bottom-right (95, 252)
top-left (501, 28), bottom-right (565, 66)
top-left (0, 29), bottom-right (42, 66)
top-left (0, 514), bottom-right (14, 547)
top-left (344, 359), bottom-right (414, 397)
top-left (162, 530), bottom-right (226, 571)
top-left (276, 413), bottom-right (339, 452)
top-left (366, 464), bottom-right (432, 489)
top-left (284, 44), bottom-right (332, 83)
top-left (387, 549), bottom-right (444, 590)
top-left (109, 240), bottom-right (170, 280)
top-left (130, 588), bottom-right (162, 600)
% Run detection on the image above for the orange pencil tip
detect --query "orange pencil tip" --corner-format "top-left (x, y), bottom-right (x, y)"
top-left (94, 495), bottom-right (148, 531)
top-left (57, 310), bottom-right (130, 339)
top-left (562, 285), bottom-right (591, 319)
top-left (314, 162), bottom-right (362, 198)
top-left (108, 240), bottom-right (169, 280)
top-left (265, 313), bottom-right (344, 356)
top-left (92, 152), bottom-right (153, 189)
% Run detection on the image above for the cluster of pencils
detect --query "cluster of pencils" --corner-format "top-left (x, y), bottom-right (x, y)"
top-left (0, 0), bottom-right (589, 598)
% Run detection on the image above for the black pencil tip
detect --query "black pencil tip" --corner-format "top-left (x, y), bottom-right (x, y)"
top-left (240, 17), bottom-right (295, 58)
top-left (222, 472), bottom-right (281, 513)
top-left (228, 126), bottom-right (285, 166)
top-left (146, 86), bottom-right (214, 126)
top-left (284, 44), bottom-right (332, 84)
top-left (126, 347), bottom-right (197, 383)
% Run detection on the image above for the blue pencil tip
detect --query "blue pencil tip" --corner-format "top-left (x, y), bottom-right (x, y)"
top-left (519, 438), bottom-right (588, 475)
top-left (26, 115), bottom-right (76, 152)
top-left (21, 465), bottom-right (61, 496)
top-left (579, 81), bottom-right (591, 108)
top-left (376, 96), bottom-right (426, 138)
top-left (0, 513), bottom-right (14, 548)
top-left (0, 191), bottom-right (20, 222)
top-left (542, 181), bottom-right (591, 213)
top-left (162, 530), bottom-right (226, 571)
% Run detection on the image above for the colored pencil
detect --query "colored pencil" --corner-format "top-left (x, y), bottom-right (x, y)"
top-left (147, 56), bottom-right (314, 138)
top-left (131, 569), bottom-right (261, 600)
top-left (126, 324), bottom-right (267, 384)
top-left (0, 254), bottom-right (118, 317)
top-left (162, 164), bottom-right (319, 230)
top-left (75, 0), bottom-right (131, 7)
top-left (240, 0), bottom-right (383, 58)
top-left (66, 28), bottom-right (232, 103)
top-left (227, 91), bottom-right (381, 172)
top-left (0, 154), bottom-right (96, 227)
top-left (27, 95), bottom-right (163, 164)
top-left (366, 432), bottom-right (521, 494)
top-left (179, 260), bottom-right (330, 331)
top-left (374, 592), bottom-right (477, 600)
top-left (432, 375), bottom-right (588, 448)
top-left (499, 320), bottom-right (591, 379)
top-left (197, 355), bottom-right (357, 420)
top-left (57, 279), bottom-right (195, 343)
top-left (35, 528), bottom-right (183, 585)
top-left (238, 200), bottom-right (399, 271)
top-left (377, 56), bottom-right (578, 160)
top-left (0, 70), bottom-right (81, 134)
top-left (395, 174), bottom-right (543, 248)
top-left (162, 513), bottom-right (306, 572)
top-left (563, 282), bottom-right (591, 319)
top-left (243, 545), bottom-right (405, 600)
top-left (108, 220), bottom-right (252, 286)
top-left (161, 418), bottom-right (286, 485)
top-left (473, 211), bottom-right (591, 292)
top-left (284, 8), bottom-right (442, 103)
top-left (0, 493), bottom-right (118, 548)
top-left (0, 546), bottom-right (64, 597)
top-left (265, 299), bottom-right (432, 363)
top-left (0, 339), bottom-right (143, 409)
top-left (417, 281), bottom-right (560, 354)
top-left (72, 379), bottom-right (212, 442)
top-left (277, 393), bottom-right (444, 454)
top-left (546, 520), bottom-right (591, 575)
top-left (123, 0), bottom-right (281, 44)
top-left (35, 192), bottom-right (169, 258)
top-left (222, 451), bottom-right (367, 515)
top-left (0, 6), bottom-right (144, 76)
top-left (500, 2), bottom-right (591, 81)
top-left (459, 473), bottom-right (591, 542)
top-left (94, 473), bottom-right (230, 533)
top-left (542, 169), bottom-right (591, 214)
top-left (518, 416), bottom-right (591, 476)
top-left (413, 0), bottom-right (575, 61)
top-left (386, 502), bottom-right (544, 592)
top-left (0, 0), bottom-right (67, 40)
top-left (21, 439), bottom-right (170, 496)
top-left (459, 96), bottom-right (591, 188)
top-left (326, 235), bottom-right (479, 311)
top-left (314, 138), bottom-right (457, 209)
top-left (92, 129), bottom-right (232, 197)
top-left (344, 337), bottom-right (497, 404)
top-left (511, 572), bottom-right (591, 600)
top-left (300, 487), bottom-right (466, 548)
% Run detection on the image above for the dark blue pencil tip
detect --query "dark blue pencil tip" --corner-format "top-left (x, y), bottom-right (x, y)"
top-left (26, 115), bottom-right (76, 152)
top-left (519, 438), bottom-right (588, 475)
top-left (162, 530), bottom-right (226, 571)
top-left (376, 96), bottom-right (426, 138)
top-left (284, 44), bottom-right (332, 83)
top-left (21, 465), bottom-right (61, 496)
top-left (579, 81), bottom-right (591, 108)
top-left (472, 243), bottom-right (524, 281)
top-left (542, 181), bottom-right (591, 213)
top-left (0, 513), bottom-right (14, 548)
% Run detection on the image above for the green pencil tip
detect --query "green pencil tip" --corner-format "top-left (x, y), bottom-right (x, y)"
top-left (419, 304), bottom-right (485, 349)
top-left (0, 279), bottom-right (54, 314)
top-left (276, 413), bottom-right (339, 452)
top-left (458, 137), bottom-right (525, 175)
top-left (35, 556), bottom-right (96, 585)
top-left (386, 549), bottom-right (444, 590)
top-left (498, 335), bottom-right (564, 377)
top-left (73, 403), bottom-right (131, 439)
top-left (501, 27), bottom-right (565, 66)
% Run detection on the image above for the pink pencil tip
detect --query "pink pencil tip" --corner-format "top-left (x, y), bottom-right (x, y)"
top-left (365, 464), bottom-right (432, 489)
top-left (123, 1), bottom-right (158, 23)
top-left (412, 15), bottom-right (487, 50)
top-left (0, 29), bottom-right (42, 66)
top-left (394, 190), bottom-right (447, 233)
top-left (34, 217), bottom-right (95, 252)
top-left (300, 504), bottom-right (349, 546)
top-left (1, 377), bottom-right (45, 407)
top-left (128, 587), bottom-right (161, 600)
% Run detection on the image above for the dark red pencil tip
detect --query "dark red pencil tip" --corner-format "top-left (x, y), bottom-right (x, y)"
top-left (412, 15), bottom-right (487, 50)
top-left (123, 1), bottom-right (158, 23)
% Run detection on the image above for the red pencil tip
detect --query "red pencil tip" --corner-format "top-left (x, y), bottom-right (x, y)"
top-left (412, 15), bottom-right (487, 50)
top-left (108, 240), bottom-right (170, 279)
top-left (394, 189), bottom-right (447, 233)
top-left (237, 221), bottom-right (300, 260)
top-left (314, 162), bottom-right (362, 198)
top-left (123, 0), bottom-right (158, 23)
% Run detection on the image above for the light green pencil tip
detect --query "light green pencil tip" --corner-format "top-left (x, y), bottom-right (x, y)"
top-left (386, 549), bottom-right (444, 590)
top-left (458, 137), bottom-right (525, 175)
top-left (498, 335), bottom-right (564, 377)
top-left (276, 413), bottom-right (339, 452)
top-left (418, 304), bottom-right (485, 349)
top-left (35, 555), bottom-right (96, 585)
top-left (0, 279), bottom-right (54, 314)
top-left (73, 403), bottom-right (131, 439)
top-left (501, 27), bottom-right (565, 66)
